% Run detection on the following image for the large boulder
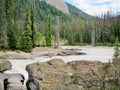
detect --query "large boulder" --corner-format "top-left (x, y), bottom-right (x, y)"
top-left (68, 60), bottom-right (120, 89)
top-left (0, 73), bottom-right (25, 90)
top-left (4, 74), bottom-right (25, 90)
top-left (0, 60), bottom-right (12, 72)
top-left (68, 60), bottom-right (102, 78)
top-left (26, 59), bottom-right (77, 90)
top-left (47, 59), bottom-right (72, 75)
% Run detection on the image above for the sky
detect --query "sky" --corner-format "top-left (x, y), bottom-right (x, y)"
top-left (64, 0), bottom-right (120, 16)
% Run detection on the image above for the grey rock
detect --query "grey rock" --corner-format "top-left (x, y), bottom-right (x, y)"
top-left (4, 74), bottom-right (25, 90)
top-left (26, 77), bottom-right (42, 90)
top-left (0, 73), bottom-right (5, 90)
top-left (45, 0), bottom-right (69, 13)
top-left (57, 49), bottom-right (86, 56)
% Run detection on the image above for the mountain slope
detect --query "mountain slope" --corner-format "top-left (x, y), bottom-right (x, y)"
top-left (67, 3), bottom-right (89, 19)
top-left (34, 1), bottom-right (89, 21)
top-left (14, 0), bottom-right (90, 22)
top-left (34, 0), bottom-right (69, 22)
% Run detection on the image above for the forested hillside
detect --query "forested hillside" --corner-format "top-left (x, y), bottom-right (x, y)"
top-left (0, 0), bottom-right (120, 52)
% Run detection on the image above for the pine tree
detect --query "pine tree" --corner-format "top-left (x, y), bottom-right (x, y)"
top-left (21, 6), bottom-right (32, 52)
top-left (30, 4), bottom-right (37, 48)
top-left (67, 22), bottom-right (74, 45)
top-left (45, 16), bottom-right (52, 47)
top-left (0, 0), bottom-right (8, 49)
top-left (0, 0), bottom-right (4, 48)
top-left (5, 0), bottom-right (16, 50)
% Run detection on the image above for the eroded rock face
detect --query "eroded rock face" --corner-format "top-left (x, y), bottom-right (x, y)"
top-left (45, 0), bottom-right (69, 13)
top-left (0, 60), bottom-right (12, 72)
top-left (4, 74), bottom-right (25, 90)
top-left (26, 59), bottom-right (120, 90)
top-left (0, 74), bottom-right (5, 90)
top-left (0, 73), bottom-right (25, 90)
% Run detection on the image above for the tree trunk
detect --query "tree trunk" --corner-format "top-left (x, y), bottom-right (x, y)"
top-left (2, 18), bottom-right (8, 48)
top-left (91, 18), bottom-right (95, 46)
top-left (54, 16), bottom-right (60, 48)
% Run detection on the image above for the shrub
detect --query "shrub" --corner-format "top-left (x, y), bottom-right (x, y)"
top-left (113, 37), bottom-right (120, 58)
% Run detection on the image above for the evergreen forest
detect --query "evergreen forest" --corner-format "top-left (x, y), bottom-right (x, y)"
top-left (0, 0), bottom-right (120, 52)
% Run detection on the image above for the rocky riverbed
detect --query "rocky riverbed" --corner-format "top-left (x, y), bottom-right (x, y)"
top-left (0, 58), bottom-right (120, 90)
top-left (0, 46), bottom-right (114, 62)
top-left (26, 58), bottom-right (120, 90)
top-left (0, 46), bottom-right (118, 90)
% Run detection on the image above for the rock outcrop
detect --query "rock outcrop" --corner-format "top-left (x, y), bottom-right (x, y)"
top-left (0, 60), bottom-right (12, 90)
top-left (69, 60), bottom-right (120, 89)
top-left (4, 74), bottom-right (25, 90)
top-left (0, 74), bottom-right (25, 90)
top-left (0, 60), bottom-right (12, 72)
top-left (45, 0), bottom-right (69, 13)
top-left (26, 59), bottom-right (78, 90)
top-left (0, 74), bottom-right (5, 90)
top-left (0, 60), bottom-right (25, 90)
top-left (26, 59), bottom-right (120, 90)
